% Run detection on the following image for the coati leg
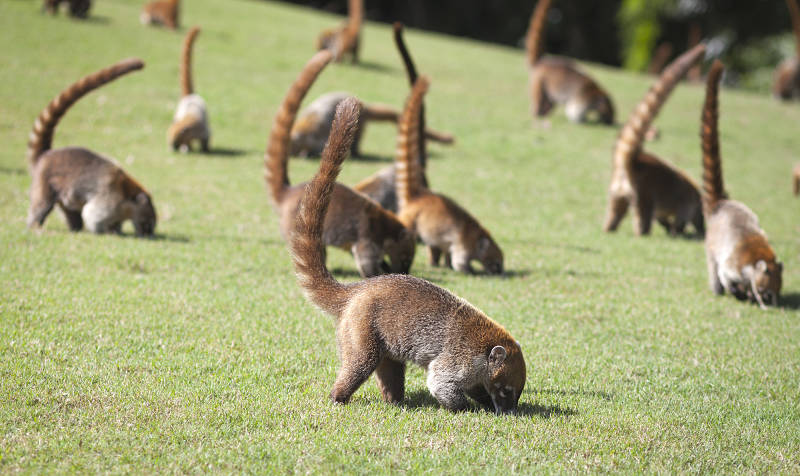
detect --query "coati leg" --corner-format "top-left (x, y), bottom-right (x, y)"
top-left (27, 180), bottom-right (56, 228)
top-left (374, 358), bottom-right (405, 403)
top-left (450, 243), bottom-right (474, 274)
top-left (656, 217), bottom-right (672, 234)
top-left (603, 195), bottom-right (630, 232)
top-left (330, 323), bottom-right (381, 404)
top-left (692, 212), bottom-right (705, 236)
top-left (352, 240), bottom-right (384, 278)
top-left (426, 357), bottom-right (469, 411)
top-left (60, 206), bottom-right (84, 231)
top-left (200, 137), bottom-right (210, 153)
top-left (530, 75), bottom-right (554, 118)
top-left (706, 254), bottom-right (724, 295)
top-left (428, 246), bottom-right (442, 266)
top-left (465, 385), bottom-right (493, 410)
top-left (443, 251), bottom-right (452, 269)
top-left (632, 197), bottom-right (654, 236)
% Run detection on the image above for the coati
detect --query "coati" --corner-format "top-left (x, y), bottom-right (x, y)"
top-left (648, 42), bottom-right (674, 75)
top-left (26, 58), bottom-right (157, 236)
top-left (265, 50), bottom-right (415, 278)
top-left (603, 44), bottom-right (706, 236)
top-left (702, 60), bottom-right (783, 308)
top-left (353, 22), bottom-right (440, 212)
top-left (316, 0), bottom-right (362, 63)
top-left (140, 0), bottom-right (179, 30)
top-left (168, 26), bottom-right (211, 153)
top-left (395, 77), bottom-right (504, 275)
top-left (289, 91), bottom-right (453, 159)
top-left (291, 97), bottom-right (526, 413)
top-left (525, 0), bottom-right (615, 124)
top-left (42, 0), bottom-right (91, 18)
top-left (774, 0), bottom-right (800, 100)
top-left (793, 163), bottom-right (800, 196)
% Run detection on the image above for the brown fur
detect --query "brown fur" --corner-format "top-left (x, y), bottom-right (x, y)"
top-left (167, 26), bottom-right (211, 153)
top-left (43, 0), bottom-right (91, 18)
top-left (140, 0), bottom-right (179, 29)
top-left (702, 61), bottom-right (782, 307)
top-left (27, 59), bottom-right (156, 236)
top-left (526, 0), bottom-right (615, 124)
top-left (604, 44), bottom-right (706, 237)
top-left (265, 51), bottom-right (415, 278)
top-left (396, 78), bottom-right (503, 275)
top-left (647, 42), bottom-right (674, 75)
top-left (316, 0), bottom-right (362, 63)
top-left (793, 163), bottom-right (800, 196)
top-left (291, 97), bottom-right (526, 413)
top-left (774, 0), bottom-right (800, 100)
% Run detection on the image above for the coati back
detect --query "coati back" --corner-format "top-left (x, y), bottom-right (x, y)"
top-left (265, 51), bottom-right (415, 278)
top-left (395, 77), bottom-right (504, 275)
top-left (167, 26), bottom-right (211, 153)
top-left (773, 0), bottom-right (800, 100)
top-left (140, 0), bottom-right (179, 29)
top-left (702, 61), bottom-right (782, 308)
top-left (603, 44), bottom-right (706, 237)
top-left (27, 58), bottom-right (156, 236)
top-left (42, 0), bottom-right (91, 18)
top-left (316, 0), bottom-right (362, 63)
top-left (526, 0), bottom-right (615, 124)
top-left (291, 97), bottom-right (526, 413)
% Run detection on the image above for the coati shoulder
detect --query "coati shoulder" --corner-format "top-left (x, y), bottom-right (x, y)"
top-left (395, 77), bottom-right (503, 275)
top-left (27, 58), bottom-right (156, 236)
top-left (140, 0), bottom-right (179, 29)
top-left (265, 51), bottom-right (415, 278)
top-left (291, 97), bottom-right (526, 413)
top-left (603, 44), bottom-right (706, 237)
top-left (168, 26), bottom-right (211, 153)
top-left (316, 0), bottom-right (362, 63)
top-left (702, 60), bottom-right (782, 308)
top-left (525, 0), bottom-right (615, 124)
top-left (42, 0), bottom-right (91, 18)
top-left (774, 0), bottom-right (800, 100)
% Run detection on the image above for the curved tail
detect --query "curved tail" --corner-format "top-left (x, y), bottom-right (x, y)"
top-left (290, 97), bottom-right (362, 317)
top-left (27, 58), bottom-right (144, 169)
top-left (787, 0), bottom-right (800, 56)
top-left (701, 60), bottom-right (727, 213)
top-left (265, 50), bottom-right (333, 206)
top-left (525, 0), bottom-right (552, 66)
top-left (613, 43), bottom-right (706, 178)
top-left (395, 77), bottom-right (429, 212)
top-left (181, 26), bottom-right (200, 96)
top-left (334, 0), bottom-right (362, 60)
top-left (394, 21), bottom-right (429, 170)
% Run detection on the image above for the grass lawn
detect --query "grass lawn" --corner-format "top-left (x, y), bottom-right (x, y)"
top-left (1, 0), bottom-right (799, 472)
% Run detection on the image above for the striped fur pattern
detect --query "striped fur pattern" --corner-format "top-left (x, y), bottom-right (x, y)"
top-left (27, 58), bottom-right (144, 169)
top-left (181, 26), bottom-right (200, 96)
top-left (773, 0), bottom-right (800, 100)
top-left (168, 26), bottom-right (211, 153)
top-left (604, 44), bottom-right (706, 236)
top-left (395, 77), bottom-right (427, 212)
top-left (290, 97), bottom-right (525, 412)
top-left (702, 61), bottom-right (782, 308)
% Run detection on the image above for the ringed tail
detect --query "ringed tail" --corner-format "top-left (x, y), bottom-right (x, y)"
top-left (290, 97), bottom-right (362, 317)
top-left (701, 60), bottom-right (727, 213)
top-left (27, 58), bottom-right (144, 169)
top-left (264, 50), bottom-right (333, 206)
top-left (787, 0), bottom-right (800, 57)
top-left (181, 26), bottom-right (201, 96)
top-left (393, 21), bottom-right (429, 169)
top-left (395, 76), bottom-right (429, 212)
top-left (525, 0), bottom-right (552, 66)
top-left (613, 43), bottom-right (706, 177)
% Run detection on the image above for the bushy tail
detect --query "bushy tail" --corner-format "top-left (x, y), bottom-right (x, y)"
top-left (265, 50), bottom-right (332, 206)
top-left (787, 0), bottom-right (800, 56)
top-left (701, 60), bottom-right (727, 213)
top-left (395, 77), bottom-right (429, 212)
top-left (613, 43), bottom-right (706, 178)
top-left (525, 0), bottom-right (552, 66)
top-left (27, 58), bottom-right (144, 169)
top-left (291, 98), bottom-right (362, 317)
top-left (181, 26), bottom-right (200, 96)
top-left (394, 21), bottom-right (428, 170)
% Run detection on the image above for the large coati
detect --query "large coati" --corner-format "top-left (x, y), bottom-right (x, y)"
top-left (168, 26), bottom-right (211, 153)
top-left (774, 0), bottom-right (800, 100)
top-left (26, 59), bottom-right (157, 236)
top-left (289, 91), bottom-right (453, 159)
top-left (265, 51), bottom-right (415, 278)
top-left (291, 97), bottom-right (526, 413)
top-left (353, 22), bottom-right (446, 212)
top-left (603, 44), bottom-right (706, 236)
top-left (316, 0), bottom-right (362, 63)
top-left (395, 77), bottom-right (504, 275)
top-left (140, 0), bottom-right (179, 30)
top-left (42, 0), bottom-right (91, 18)
top-left (702, 61), bottom-right (783, 308)
top-left (525, 0), bottom-right (615, 124)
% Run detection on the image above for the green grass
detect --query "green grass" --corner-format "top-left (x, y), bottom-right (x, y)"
top-left (2, 0), bottom-right (800, 473)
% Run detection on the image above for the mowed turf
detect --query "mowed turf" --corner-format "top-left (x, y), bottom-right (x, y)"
top-left (1, 0), bottom-right (799, 472)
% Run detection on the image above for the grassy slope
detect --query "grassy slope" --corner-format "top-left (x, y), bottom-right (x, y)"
top-left (1, 0), bottom-right (799, 472)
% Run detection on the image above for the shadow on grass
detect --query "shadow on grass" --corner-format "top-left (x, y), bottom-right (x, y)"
top-left (778, 292), bottom-right (800, 310)
top-left (78, 15), bottom-right (111, 25)
top-left (204, 147), bottom-right (250, 158)
top-left (349, 60), bottom-right (396, 75)
top-left (399, 389), bottom-right (577, 419)
top-left (516, 402), bottom-right (577, 419)
top-left (536, 388), bottom-right (613, 401)
top-left (0, 166), bottom-right (26, 176)
top-left (329, 267), bottom-right (362, 278)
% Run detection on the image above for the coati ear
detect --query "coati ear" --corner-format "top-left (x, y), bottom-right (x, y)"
top-left (489, 346), bottom-right (507, 366)
top-left (756, 260), bottom-right (767, 273)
